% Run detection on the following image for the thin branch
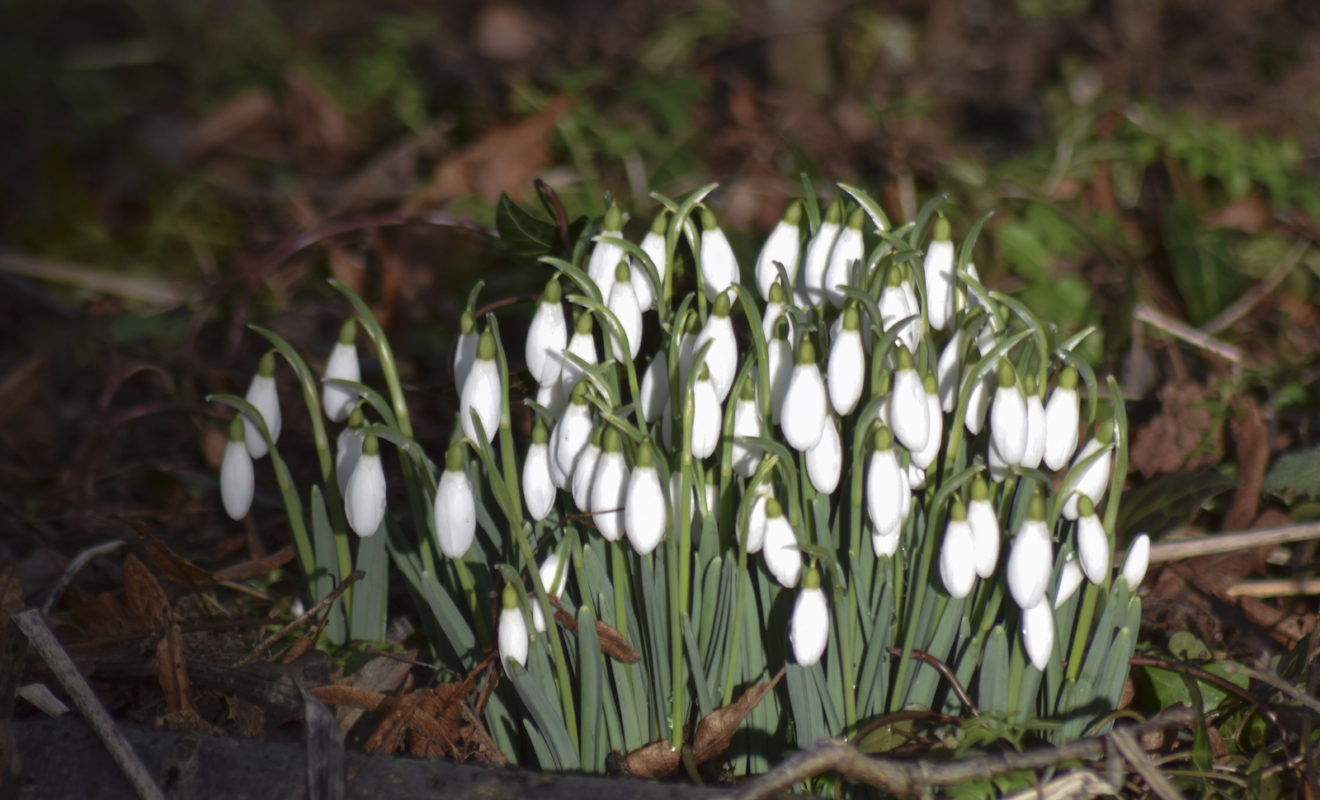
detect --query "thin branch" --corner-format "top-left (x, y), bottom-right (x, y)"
top-left (1202, 237), bottom-right (1310, 335)
top-left (1134, 305), bottom-right (1242, 364)
top-left (1148, 522), bottom-right (1320, 564)
top-left (233, 570), bottom-right (363, 668)
top-left (886, 646), bottom-right (980, 716)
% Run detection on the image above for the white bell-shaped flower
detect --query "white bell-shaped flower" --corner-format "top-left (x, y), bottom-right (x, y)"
top-left (798, 201), bottom-right (841, 307)
top-left (694, 293), bottom-right (738, 401)
top-left (923, 216), bottom-right (956, 331)
top-left (889, 346), bottom-right (929, 454)
top-left (755, 201), bottom-right (802, 301)
top-left (1042, 367), bottom-right (1081, 471)
top-left (1062, 422), bottom-right (1114, 520)
top-left (911, 375), bottom-right (943, 470)
top-left (877, 264), bottom-right (916, 345)
top-left (1021, 597), bottom-right (1054, 671)
top-left (587, 204), bottom-right (626, 302)
top-left (741, 482), bottom-right (773, 553)
top-left (220, 417), bottom-right (254, 521)
top-left (989, 360), bottom-right (1027, 466)
top-left (790, 566), bottom-right (830, 666)
top-left (988, 436), bottom-right (1012, 483)
top-left (730, 381), bottom-right (764, 478)
top-left (936, 328), bottom-right (965, 414)
top-left (689, 364), bottom-right (723, 460)
top-left (535, 377), bottom-right (567, 421)
top-left (766, 318), bottom-right (794, 422)
top-left (1075, 496), bottom-right (1109, 584)
top-left (761, 498), bottom-right (802, 587)
top-left (633, 212), bottom-right (668, 312)
top-left (453, 309), bottom-right (478, 396)
top-left (571, 426), bottom-right (603, 512)
top-left (243, 352), bottom-right (282, 459)
top-left (1054, 554), bottom-right (1084, 609)
top-left (334, 409), bottom-right (365, 495)
top-left (639, 351), bottom-right (669, 424)
top-left (531, 552), bottom-right (569, 633)
top-left (1021, 374), bottom-right (1046, 470)
top-left (434, 443), bottom-right (476, 558)
top-left (558, 311), bottom-right (598, 395)
top-left (806, 413), bottom-right (843, 494)
top-left (827, 306), bottom-right (865, 415)
top-left (940, 499), bottom-right (977, 598)
top-left (551, 382), bottom-right (593, 489)
top-left (607, 260), bottom-right (643, 361)
top-left (967, 477), bottom-right (1000, 579)
top-left (526, 279), bottom-right (568, 386)
top-left (907, 460), bottom-right (927, 491)
top-left (781, 336), bottom-right (827, 451)
top-left (963, 364), bottom-right (995, 436)
top-left (699, 207), bottom-right (739, 302)
top-left (761, 279), bottom-right (791, 346)
top-left (866, 427), bottom-right (905, 552)
top-left (1121, 533), bottom-right (1150, 589)
top-left (522, 419), bottom-right (556, 522)
top-left (345, 434), bottom-right (387, 536)
top-left (322, 320), bottom-right (361, 423)
top-left (459, 329), bottom-right (503, 445)
top-left (625, 441), bottom-right (667, 555)
top-left (498, 585), bottom-right (529, 672)
top-left (824, 208), bottom-right (866, 308)
top-left (1007, 493), bottom-right (1052, 609)
top-left (590, 428), bottom-right (629, 542)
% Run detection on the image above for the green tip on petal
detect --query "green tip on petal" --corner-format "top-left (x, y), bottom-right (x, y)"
top-left (363, 434), bottom-right (380, 457)
top-left (685, 314), bottom-right (701, 334)
top-left (502, 583), bottom-right (520, 610)
top-left (846, 207), bottom-right (866, 230)
top-left (227, 416), bottom-right (246, 442)
top-left (338, 319), bottom-right (357, 345)
top-left (803, 565), bottom-right (821, 590)
top-left (996, 359), bottom-right (1016, 389)
top-left (795, 337), bottom-right (817, 366)
top-left (934, 216), bottom-right (951, 242)
top-left (896, 346), bottom-right (915, 372)
top-left (823, 200), bottom-right (843, 224)
top-left (614, 259), bottom-right (631, 283)
top-left (1059, 366), bottom-right (1079, 391)
top-left (348, 407), bottom-right (364, 429)
top-left (872, 426), bottom-right (894, 451)
top-left (575, 311), bottom-right (594, 335)
top-left (773, 316), bottom-right (789, 340)
top-left (885, 263), bottom-right (902, 288)
top-left (738, 379), bottom-right (756, 401)
top-left (1078, 495), bottom-right (1096, 518)
top-left (604, 203), bottom-right (623, 232)
top-left (460, 309), bottom-right (477, 335)
top-left (1096, 419), bottom-right (1115, 444)
top-left (589, 425), bottom-right (605, 446)
top-left (1022, 372), bottom-right (1038, 397)
top-left (636, 439), bottom-right (654, 468)
top-left (531, 419), bottom-right (549, 445)
top-left (1027, 491), bottom-right (1045, 521)
top-left (543, 279), bottom-right (562, 304)
top-left (784, 200), bottom-right (803, 226)
top-left (700, 207), bottom-right (718, 231)
top-left (769, 280), bottom-right (787, 304)
top-left (697, 363), bottom-right (711, 382)
top-left (257, 351), bottom-right (277, 377)
top-left (765, 498), bottom-right (783, 519)
top-left (603, 427), bottom-right (621, 453)
top-left (842, 306), bottom-right (860, 331)
top-left (445, 442), bottom-right (465, 472)
top-left (649, 212), bottom-right (669, 235)
top-left (477, 328), bottom-right (497, 360)
top-left (712, 292), bottom-right (731, 317)
top-left (922, 373), bottom-right (938, 394)
top-left (950, 497), bottom-right (967, 521)
top-left (570, 381), bottom-right (590, 404)
top-left (971, 475), bottom-right (989, 502)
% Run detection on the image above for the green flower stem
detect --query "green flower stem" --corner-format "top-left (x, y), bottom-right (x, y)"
top-left (329, 279), bottom-right (413, 438)
top-left (488, 317), bottom-right (526, 538)
top-left (510, 519), bottom-right (578, 752)
top-left (671, 371), bottom-right (698, 750)
top-left (451, 556), bottom-right (489, 648)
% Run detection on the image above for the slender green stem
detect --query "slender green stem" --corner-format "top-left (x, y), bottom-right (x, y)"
top-left (1065, 582), bottom-right (1099, 682)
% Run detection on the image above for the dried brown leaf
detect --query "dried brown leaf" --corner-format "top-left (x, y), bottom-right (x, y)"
top-left (122, 554), bottom-right (168, 628)
top-left (1223, 395), bottom-right (1268, 531)
top-left (1129, 383), bottom-right (1222, 478)
top-left (134, 526), bottom-right (217, 589)
top-left (552, 608), bottom-right (641, 663)
top-left (212, 545), bottom-right (295, 582)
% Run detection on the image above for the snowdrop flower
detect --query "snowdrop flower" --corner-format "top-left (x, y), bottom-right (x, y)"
top-left (243, 352), bottom-right (281, 459)
top-left (1061, 421), bottom-right (1113, 520)
top-left (741, 482), bottom-right (773, 553)
top-left (335, 408), bottom-right (366, 495)
top-left (590, 428), bottom-right (629, 542)
top-left (498, 584), bottom-right (528, 672)
top-left (606, 260), bottom-right (643, 361)
top-left (625, 440), bottom-right (667, 555)
top-left (923, 216), bottom-right (956, 331)
top-left (535, 378), bottom-right (567, 421)
top-left (1007, 493), bottom-right (1052, 609)
top-left (766, 317), bottom-right (794, 422)
top-left (689, 365), bottom-right (723, 460)
top-left (531, 552), bottom-right (568, 633)
top-left (878, 264), bottom-right (915, 344)
top-left (780, 336), bottom-right (827, 451)
top-left (823, 208), bottom-right (865, 308)
top-left (1021, 598), bottom-right (1054, 671)
top-left (1075, 496), bottom-right (1109, 584)
top-left (453, 309), bottom-right (478, 395)
top-left (761, 279), bottom-right (791, 345)
top-left (968, 477), bottom-right (1000, 579)
top-left (888, 346), bottom-right (929, 454)
top-left (963, 362), bottom-right (995, 436)
top-left (827, 306), bottom-right (865, 415)
top-left (639, 351), bottom-right (668, 424)
top-left (558, 311), bottom-right (598, 395)
top-left (790, 566), bottom-right (829, 666)
top-left (522, 419), bottom-right (556, 522)
top-left (761, 498), bottom-right (801, 587)
top-left (806, 414), bottom-right (842, 493)
top-left (730, 381), bottom-right (764, 478)
top-left (798, 200), bottom-right (841, 307)
top-left (907, 460), bottom-right (927, 491)
top-left (1121, 533), bottom-right (1150, 589)
top-left (220, 417), bottom-right (254, 520)
top-left (551, 382), bottom-right (593, 489)
top-left (587, 204), bottom-right (625, 302)
top-left (699, 207), bottom-right (739, 302)
top-left (434, 443), bottom-right (476, 558)
top-left (345, 434), bottom-right (387, 536)
top-left (322, 320), bottom-right (361, 423)
top-left (936, 328), bottom-right (965, 414)
top-left (1054, 554), bottom-right (1084, 609)
top-left (525, 279), bottom-right (567, 386)
top-left (694, 293), bottom-right (738, 401)
top-left (911, 375), bottom-right (943, 470)
top-left (571, 425), bottom-right (604, 512)
top-left (940, 499), bottom-right (977, 599)
top-left (990, 360), bottom-right (1027, 466)
top-left (755, 201), bottom-right (802, 302)
top-left (867, 426), bottom-right (905, 555)
top-left (1020, 373), bottom-right (1046, 470)
top-left (1042, 367), bottom-right (1081, 471)
top-left (988, 436), bottom-right (1012, 483)
top-left (459, 328), bottom-right (502, 445)
top-left (633, 212), bottom-right (668, 312)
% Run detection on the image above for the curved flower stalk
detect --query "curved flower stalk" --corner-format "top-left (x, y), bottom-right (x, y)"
top-left (460, 329), bottom-right (502, 444)
top-left (867, 426), bottom-right (905, 556)
top-left (1020, 373), bottom-right (1046, 470)
top-left (587, 204), bottom-right (625, 302)
top-left (625, 440), bottom-right (667, 555)
top-left (571, 425), bottom-right (604, 512)
top-left (434, 443), bottom-right (476, 558)
top-left (790, 566), bottom-right (829, 666)
top-left (498, 584), bottom-right (529, 673)
top-left (1122, 533), bottom-right (1150, 588)
top-left (889, 347), bottom-right (929, 454)
top-left (243, 352), bottom-right (282, 459)
top-left (699, 207), bottom-right (739, 302)
top-left (730, 381), bottom-right (764, 479)
top-left (1062, 421), bottom-right (1114, 520)
top-left (345, 434), bottom-right (387, 536)
top-left (453, 309), bottom-right (478, 395)
top-left (694, 293), bottom-right (738, 401)
top-left (989, 360), bottom-right (1027, 466)
top-left (551, 382), bottom-right (593, 489)
top-left (806, 414), bottom-right (842, 494)
top-left (590, 428), bottom-right (629, 542)
top-left (334, 408), bottom-right (366, 495)
top-left (755, 201), bottom-right (802, 302)
top-left (1007, 493), bottom-right (1051, 609)
top-left (522, 419), bottom-right (556, 522)
top-left (968, 476), bottom-right (1000, 579)
top-left (1021, 597), bottom-right (1054, 671)
top-left (220, 417), bottom-right (254, 520)
top-left (634, 212), bottom-right (668, 312)
top-left (799, 200), bottom-right (841, 308)
top-left (1043, 366), bottom-right (1081, 471)
top-left (526, 279), bottom-right (568, 386)
top-left (940, 499), bottom-right (976, 599)
top-left (823, 208), bottom-right (865, 308)
top-left (1075, 496), bottom-right (1109, 584)
top-left (923, 216), bottom-right (956, 331)
top-left (531, 553), bottom-right (568, 633)
top-left (827, 306), bottom-right (865, 415)
top-left (322, 320), bottom-right (361, 423)
top-left (780, 336), bottom-right (827, 451)
top-left (689, 365), bottom-right (723, 460)
top-left (761, 498), bottom-right (801, 587)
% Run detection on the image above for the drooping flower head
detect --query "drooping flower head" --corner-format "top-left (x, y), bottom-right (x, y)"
top-left (695, 292), bottom-right (738, 402)
top-left (322, 319), bottom-right (361, 423)
top-left (459, 328), bottom-right (502, 444)
top-left (699, 207), bottom-right (738, 302)
top-left (498, 584), bottom-right (528, 673)
top-left (1043, 366), bottom-right (1081, 471)
top-left (790, 565), bottom-right (829, 666)
top-left (824, 207), bottom-right (866, 308)
top-left (781, 335), bottom-right (826, 452)
top-left (923, 216), bottom-right (956, 331)
top-left (634, 211), bottom-right (668, 312)
top-left (889, 346), bottom-right (929, 454)
top-left (522, 418), bottom-right (556, 522)
top-left (755, 200), bottom-right (802, 302)
top-left (220, 417), bottom-right (254, 521)
top-left (243, 351), bottom-right (281, 459)
top-left (453, 308), bottom-right (478, 394)
top-left (590, 428), bottom-right (629, 542)
top-left (434, 443), bottom-right (476, 558)
top-left (587, 203), bottom-right (625, 302)
top-left (827, 305), bottom-right (865, 416)
top-left (625, 439), bottom-right (667, 555)
top-left (607, 260), bottom-right (643, 361)
top-left (799, 199), bottom-right (841, 308)
top-left (345, 434), bottom-right (387, 537)
top-left (940, 498), bottom-right (976, 599)
top-left (762, 498), bottom-right (802, 587)
top-left (526, 278), bottom-right (567, 386)
top-left (1007, 492), bottom-right (1052, 609)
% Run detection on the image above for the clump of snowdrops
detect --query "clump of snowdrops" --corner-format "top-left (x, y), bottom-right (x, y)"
top-left (210, 182), bottom-right (1150, 774)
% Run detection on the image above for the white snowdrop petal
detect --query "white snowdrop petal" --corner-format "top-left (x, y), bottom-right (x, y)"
top-left (345, 453), bottom-right (387, 537)
top-left (912, 391), bottom-right (943, 470)
top-left (552, 403), bottom-right (593, 486)
top-left (1007, 519), bottom-right (1053, 609)
top-left (695, 314), bottom-right (739, 402)
top-left (522, 442), bottom-right (556, 522)
top-left (1021, 392), bottom-right (1046, 470)
top-left (781, 364), bottom-right (827, 451)
top-left (866, 448), bottom-right (904, 540)
top-left (531, 554), bottom-right (569, 633)
top-left (799, 219), bottom-right (839, 308)
top-left (499, 607), bottom-right (529, 671)
top-left (639, 353), bottom-right (669, 423)
top-left (571, 440), bottom-right (602, 512)
top-left (590, 451), bottom-right (629, 542)
top-left (762, 514), bottom-right (802, 587)
top-left (923, 237), bottom-right (956, 331)
top-left (790, 587), bottom-right (830, 666)
top-left (1043, 386), bottom-right (1080, 471)
top-left (755, 219), bottom-right (801, 301)
top-left (872, 528), bottom-right (901, 558)
top-left (730, 397), bottom-right (764, 478)
top-left (936, 330), bottom-right (964, 414)
top-left (335, 427), bottom-right (364, 496)
top-left (700, 225), bottom-right (739, 302)
top-left (220, 440), bottom-right (254, 521)
top-left (806, 416), bottom-right (842, 494)
top-left (889, 368), bottom-right (929, 453)
top-left (1062, 437), bottom-right (1112, 520)
top-left (460, 359), bottom-right (502, 444)
top-left (1054, 555), bottom-right (1084, 609)
top-left (1021, 599), bottom-right (1055, 671)
top-left (1121, 533), bottom-right (1150, 589)
top-left (767, 338), bottom-right (794, 422)
top-left (607, 279), bottom-right (643, 361)
top-left (625, 466), bottom-right (667, 555)
top-left (827, 329), bottom-right (865, 415)
top-left (990, 384), bottom-right (1028, 466)
top-left (434, 470), bottom-right (476, 558)
top-left (824, 223), bottom-right (863, 308)
top-left (322, 342), bottom-right (361, 423)
top-left (743, 486), bottom-right (771, 553)
top-left (243, 374), bottom-right (281, 459)
top-left (634, 230), bottom-right (665, 312)
top-left (1076, 512), bottom-right (1110, 584)
top-left (968, 498), bottom-right (1001, 579)
top-left (453, 331), bottom-right (478, 396)
top-left (526, 297), bottom-right (568, 386)
top-left (940, 518), bottom-right (977, 599)
top-left (689, 376), bottom-right (723, 460)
